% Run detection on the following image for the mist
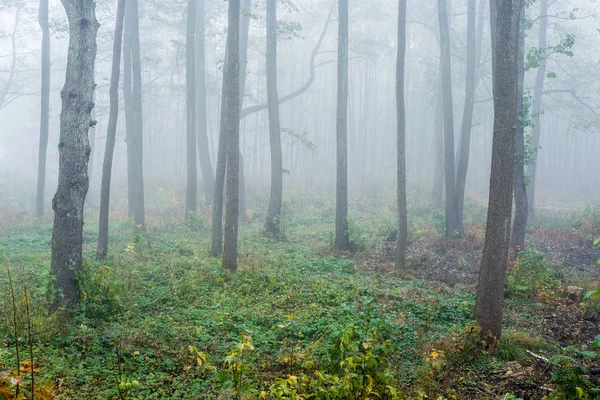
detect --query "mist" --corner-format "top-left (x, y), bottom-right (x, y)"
top-left (0, 0), bottom-right (599, 398)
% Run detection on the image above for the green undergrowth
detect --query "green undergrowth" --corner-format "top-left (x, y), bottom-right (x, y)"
top-left (0, 190), bottom-right (598, 399)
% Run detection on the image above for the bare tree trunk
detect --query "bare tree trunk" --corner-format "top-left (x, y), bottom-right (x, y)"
top-left (396, 0), bottom-right (407, 269)
top-left (475, 0), bottom-right (523, 344)
top-left (222, 0), bottom-right (241, 271)
top-left (97, 0), bottom-right (127, 260)
top-left (196, 0), bottom-right (215, 202)
top-left (125, 0), bottom-right (145, 229)
top-left (432, 94), bottom-right (444, 207)
top-left (211, 40), bottom-right (229, 257)
top-left (238, 0), bottom-right (251, 219)
top-left (455, 0), bottom-right (478, 232)
top-left (527, 0), bottom-right (547, 219)
top-left (36, 0), bottom-right (50, 219)
top-left (335, 0), bottom-right (351, 252)
top-left (511, 3), bottom-right (528, 256)
top-left (186, 0), bottom-right (198, 217)
top-left (123, 7), bottom-right (134, 218)
top-left (52, 0), bottom-right (99, 310)
top-left (265, 0), bottom-right (283, 236)
top-left (437, 0), bottom-right (459, 238)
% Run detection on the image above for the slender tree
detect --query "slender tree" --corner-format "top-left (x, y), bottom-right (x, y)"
top-left (124, 0), bottom-right (145, 229)
top-left (51, 0), bottom-right (99, 309)
top-left (186, 0), bottom-right (198, 218)
top-left (97, 0), bottom-right (127, 260)
top-left (511, 1), bottom-right (528, 256)
top-left (437, 0), bottom-right (459, 238)
top-left (222, 0), bottom-right (241, 271)
top-left (265, 0), bottom-right (283, 236)
top-left (335, 0), bottom-right (351, 252)
top-left (211, 41), bottom-right (229, 257)
top-left (35, 0), bottom-right (50, 219)
top-left (475, 0), bottom-right (523, 344)
top-left (527, 0), bottom-right (548, 218)
top-left (396, 0), bottom-right (408, 269)
top-left (455, 0), bottom-right (478, 232)
top-left (196, 0), bottom-right (215, 202)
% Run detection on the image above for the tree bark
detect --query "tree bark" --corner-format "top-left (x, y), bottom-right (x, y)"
top-left (432, 94), bottom-right (444, 207)
top-left (36, 0), bottom-right (50, 219)
top-left (335, 0), bottom-right (351, 252)
top-left (97, 0), bottom-right (126, 260)
top-left (455, 0), bottom-right (478, 233)
top-left (196, 0), bottom-right (215, 202)
top-left (396, 0), bottom-right (407, 269)
top-left (211, 40), bottom-right (229, 257)
top-left (527, 0), bottom-right (547, 219)
top-left (186, 0), bottom-right (198, 218)
top-left (237, 0), bottom-right (251, 219)
top-left (265, 0), bottom-right (283, 236)
top-left (437, 0), bottom-right (460, 238)
top-left (51, 0), bottom-right (99, 309)
top-left (222, 0), bottom-right (241, 271)
top-left (475, 0), bottom-right (523, 344)
top-left (125, 0), bottom-right (145, 229)
top-left (511, 2), bottom-right (528, 257)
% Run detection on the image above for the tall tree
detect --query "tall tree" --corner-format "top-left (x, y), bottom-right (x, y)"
top-left (527, 0), bottom-right (548, 218)
top-left (437, 0), bottom-right (459, 238)
top-left (35, 0), bottom-right (50, 219)
top-left (455, 0), bottom-right (479, 232)
top-left (475, 0), bottom-right (523, 344)
top-left (211, 39), bottom-right (229, 257)
top-left (265, 0), bottom-right (283, 236)
top-left (511, 1), bottom-right (528, 256)
top-left (196, 0), bottom-right (215, 202)
top-left (51, 0), bottom-right (99, 309)
top-left (237, 0), bottom-right (251, 219)
top-left (97, 0), bottom-right (127, 260)
top-left (222, 0), bottom-right (241, 271)
top-left (186, 0), bottom-right (198, 218)
top-left (396, 0), bottom-right (407, 269)
top-left (335, 0), bottom-right (350, 252)
top-left (124, 0), bottom-right (145, 229)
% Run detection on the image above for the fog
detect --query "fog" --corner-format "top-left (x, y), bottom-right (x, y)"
top-left (1, 0), bottom-right (598, 214)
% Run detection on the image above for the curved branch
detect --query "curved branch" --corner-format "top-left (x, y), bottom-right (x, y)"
top-left (240, 1), bottom-right (335, 119)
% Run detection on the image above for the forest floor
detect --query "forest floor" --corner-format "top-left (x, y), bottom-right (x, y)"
top-left (0, 188), bottom-right (599, 399)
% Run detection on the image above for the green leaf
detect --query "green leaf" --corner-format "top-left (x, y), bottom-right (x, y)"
top-left (593, 237), bottom-right (600, 247)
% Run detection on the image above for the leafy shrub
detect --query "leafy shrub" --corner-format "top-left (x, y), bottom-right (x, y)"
top-left (506, 248), bottom-right (561, 300)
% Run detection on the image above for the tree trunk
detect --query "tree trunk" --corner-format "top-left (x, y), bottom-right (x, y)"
top-left (123, 5), bottom-right (135, 218)
top-left (222, 0), bottom-right (241, 271)
top-left (265, 0), bottom-right (283, 236)
top-left (97, 0), bottom-right (127, 260)
top-left (35, 0), bottom-right (50, 219)
top-left (455, 0), bottom-right (478, 232)
top-left (211, 39), bottom-right (229, 257)
top-left (432, 94), bottom-right (444, 207)
top-left (475, 0), bottom-right (523, 344)
top-left (335, 0), bottom-right (351, 252)
top-left (396, 0), bottom-right (407, 269)
top-left (238, 0), bottom-right (251, 219)
top-left (186, 0), bottom-right (198, 217)
top-left (51, 0), bottom-right (99, 310)
top-left (527, 0), bottom-right (547, 219)
top-left (511, 3), bottom-right (528, 257)
top-left (125, 0), bottom-right (145, 229)
top-left (437, 0), bottom-right (459, 238)
top-left (196, 0), bottom-right (215, 202)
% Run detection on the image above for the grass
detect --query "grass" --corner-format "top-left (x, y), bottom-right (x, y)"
top-left (0, 188), bottom-right (598, 399)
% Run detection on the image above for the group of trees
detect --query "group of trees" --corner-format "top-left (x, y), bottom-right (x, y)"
top-left (6, 0), bottom-right (593, 347)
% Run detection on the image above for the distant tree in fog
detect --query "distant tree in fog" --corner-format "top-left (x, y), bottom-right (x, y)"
top-left (35, 0), bottom-right (50, 219)
top-left (396, 0), bottom-right (407, 269)
top-left (97, 0), bottom-right (127, 260)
